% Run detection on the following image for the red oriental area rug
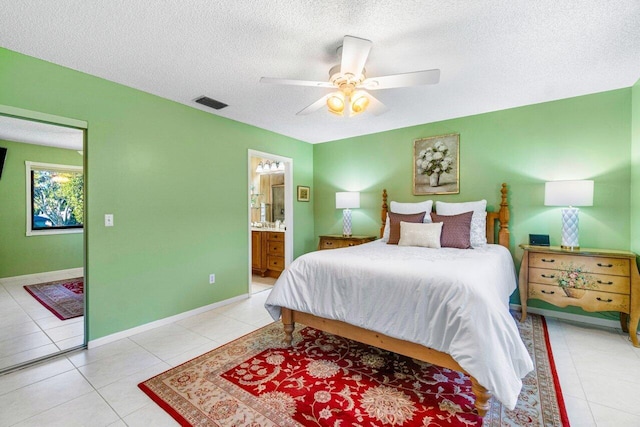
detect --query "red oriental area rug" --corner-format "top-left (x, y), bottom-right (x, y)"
top-left (139, 312), bottom-right (569, 426)
top-left (23, 278), bottom-right (84, 320)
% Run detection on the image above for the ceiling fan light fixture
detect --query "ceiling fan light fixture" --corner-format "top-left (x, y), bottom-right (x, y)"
top-left (327, 91), bottom-right (345, 115)
top-left (350, 91), bottom-right (370, 115)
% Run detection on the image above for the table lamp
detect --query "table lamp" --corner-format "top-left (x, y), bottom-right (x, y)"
top-left (336, 192), bottom-right (360, 237)
top-left (544, 180), bottom-right (594, 250)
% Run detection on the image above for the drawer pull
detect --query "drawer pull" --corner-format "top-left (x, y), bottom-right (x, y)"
top-left (596, 280), bottom-right (613, 285)
top-left (348, 243), bottom-right (354, 246)
top-left (541, 258), bottom-right (555, 263)
top-left (597, 263), bottom-right (613, 268)
top-left (596, 297), bottom-right (613, 303)
top-left (541, 274), bottom-right (556, 279)
top-left (541, 290), bottom-right (555, 295)
top-left (326, 241), bottom-right (333, 245)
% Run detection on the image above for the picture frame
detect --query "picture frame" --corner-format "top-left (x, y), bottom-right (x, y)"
top-left (297, 185), bottom-right (310, 202)
top-left (413, 133), bottom-right (460, 195)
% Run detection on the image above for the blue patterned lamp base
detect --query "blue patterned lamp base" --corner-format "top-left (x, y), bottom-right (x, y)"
top-left (561, 207), bottom-right (580, 250)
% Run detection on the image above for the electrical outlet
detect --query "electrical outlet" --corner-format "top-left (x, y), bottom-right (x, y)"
top-left (104, 214), bottom-right (114, 227)
top-left (209, 274), bottom-right (215, 284)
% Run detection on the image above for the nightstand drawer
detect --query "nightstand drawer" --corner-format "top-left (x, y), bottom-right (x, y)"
top-left (318, 235), bottom-right (376, 250)
top-left (529, 253), bottom-right (629, 276)
top-left (529, 268), bottom-right (630, 294)
top-left (529, 283), bottom-right (630, 313)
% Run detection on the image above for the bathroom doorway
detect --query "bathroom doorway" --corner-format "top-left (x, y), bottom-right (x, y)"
top-left (247, 150), bottom-right (293, 295)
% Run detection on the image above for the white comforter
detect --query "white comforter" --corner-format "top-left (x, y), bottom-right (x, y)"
top-left (264, 240), bottom-right (533, 409)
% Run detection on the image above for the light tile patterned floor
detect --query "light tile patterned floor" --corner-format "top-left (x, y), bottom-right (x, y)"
top-left (0, 270), bottom-right (85, 371)
top-left (0, 287), bottom-right (639, 426)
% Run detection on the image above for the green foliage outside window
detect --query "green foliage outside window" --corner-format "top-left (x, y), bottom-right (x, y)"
top-left (32, 169), bottom-right (83, 229)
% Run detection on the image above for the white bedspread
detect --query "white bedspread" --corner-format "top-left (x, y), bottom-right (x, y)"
top-left (264, 240), bottom-right (533, 409)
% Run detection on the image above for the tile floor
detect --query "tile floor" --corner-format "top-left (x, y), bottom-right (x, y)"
top-left (0, 270), bottom-right (85, 371)
top-left (251, 274), bottom-right (277, 294)
top-left (0, 288), bottom-right (639, 426)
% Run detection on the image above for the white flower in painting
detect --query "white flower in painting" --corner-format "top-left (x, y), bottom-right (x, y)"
top-left (416, 158), bottom-right (423, 166)
top-left (433, 152), bottom-right (443, 160)
top-left (434, 141), bottom-right (443, 149)
top-left (441, 161), bottom-right (449, 170)
top-left (418, 149), bottom-right (426, 157)
top-left (434, 167), bottom-right (440, 173)
top-left (438, 144), bottom-right (447, 152)
top-left (426, 147), bottom-right (434, 153)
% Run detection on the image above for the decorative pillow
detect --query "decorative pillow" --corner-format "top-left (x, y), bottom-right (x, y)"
top-left (435, 200), bottom-right (487, 247)
top-left (430, 211), bottom-right (473, 249)
top-left (382, 200), bottom-right (433, 241)
top-left (387, 211), bottom-right (426, 245)
top-left (398, 222), bottom-right (443, 248)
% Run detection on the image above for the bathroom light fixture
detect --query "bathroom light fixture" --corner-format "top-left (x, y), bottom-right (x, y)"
top-left (336, 191), bottom-right (360, 237)
top-left (255, 162), bottom-right (264, 173)
top-left (544, 180), bottom-right (594, 250)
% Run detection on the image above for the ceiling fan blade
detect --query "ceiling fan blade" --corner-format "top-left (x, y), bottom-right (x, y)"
top-left (340, 35), bottom-right (372, 77)
top-left (260, 77), bottom-right (333, 88)
top-left (360, 69), bottom-right (440, 90)
top-left (366, 93), bottom-right (388, 116)
top-left (296, 94), bottom-right (330, 116)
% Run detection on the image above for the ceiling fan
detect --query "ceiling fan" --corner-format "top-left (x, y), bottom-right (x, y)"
top-left (260, 35), bottom-right (440, 117)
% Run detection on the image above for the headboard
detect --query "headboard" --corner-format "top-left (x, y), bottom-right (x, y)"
top-left (380, 182), bottom-right (511, 249)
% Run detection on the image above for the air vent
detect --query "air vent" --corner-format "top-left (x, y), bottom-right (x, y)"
top-left (195, 96), bottom-right (228, 110)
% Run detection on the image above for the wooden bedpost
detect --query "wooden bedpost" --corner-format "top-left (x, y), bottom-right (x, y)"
top-left (498, 183), bottom-right (510, 248)
top-left (380, 189), bottom-right (388, 238)
top-left (470, 376), bottom-right (492, 417)
top-left (281, 308), bottom-right (294, 346)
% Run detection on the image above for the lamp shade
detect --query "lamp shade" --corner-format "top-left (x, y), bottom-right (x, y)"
top-left (544, 180), bottom-right (594, 207)
top-left (336, 192), bottom-right (360, 209)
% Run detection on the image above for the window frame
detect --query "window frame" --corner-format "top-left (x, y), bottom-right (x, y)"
top-left (26, 161), bottom-right (84, 236)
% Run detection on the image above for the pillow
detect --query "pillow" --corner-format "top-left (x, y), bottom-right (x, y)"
top-left (387, 211), bottom-right (426, 245)
top-left (382, 200), bottom-right (433, 241)
top-left (435, 200), bottom-right (487, 247)
top-left (398, 221), bottom-right (442, 248)
top-left (430, 211), bottom-right (473, 249)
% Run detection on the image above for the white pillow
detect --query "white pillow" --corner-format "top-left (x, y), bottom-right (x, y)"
top-left (435, 200), bottom-right (487, 247)
top-left (398, 222), bottom-right (442, 248)
top-left (382, 200), bottom-right (433, 241)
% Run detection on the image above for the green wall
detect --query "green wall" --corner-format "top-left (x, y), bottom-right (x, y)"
top-left (632, 78), bottom-right (640, 255)
top-left (0, 140), bottom-right (84, 277)
top-left (0, 47), bottom-right (314, 340)
top-left (314, 89), bottom-right (632, 319)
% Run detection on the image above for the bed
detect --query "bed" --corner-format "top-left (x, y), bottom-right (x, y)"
top-left (264, 183), bottom-right (533, 416)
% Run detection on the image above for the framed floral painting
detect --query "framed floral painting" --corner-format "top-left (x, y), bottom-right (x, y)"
top-left (413, 133), bottom-right (460, 195)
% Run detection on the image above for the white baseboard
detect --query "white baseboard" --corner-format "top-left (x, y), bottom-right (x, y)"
top-left (0, 267), bottom-right (84, 284)
top-left (88, 293), bottom-right (251, 349)
top-left (509, 304), bottom-right (621, 329)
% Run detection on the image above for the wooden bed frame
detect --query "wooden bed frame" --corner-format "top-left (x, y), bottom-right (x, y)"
top-left (281, 183), bottom-right (511, 417)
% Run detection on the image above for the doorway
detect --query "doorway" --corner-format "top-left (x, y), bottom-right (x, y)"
top-left (0, 106), bottom-right (87, 373)
top-left (248, 150), bottom-right (293, 295)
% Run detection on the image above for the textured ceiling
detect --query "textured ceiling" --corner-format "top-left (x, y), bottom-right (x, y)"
top-left (1, 0), bottom-right (639, 144)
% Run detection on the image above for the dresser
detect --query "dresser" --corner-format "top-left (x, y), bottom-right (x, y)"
top-left (519, 244), bottom-right (640, 347)
top-left (252, 230), bottom-right (285, 278)
top-left (318, 235), bottom-right (376, 250)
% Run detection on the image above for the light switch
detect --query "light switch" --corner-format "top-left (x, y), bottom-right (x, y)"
top-left (105, 214), bottom-right (114, 227)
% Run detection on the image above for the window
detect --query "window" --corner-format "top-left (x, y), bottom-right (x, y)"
top-left (26, 161), bottom-right (83, 236)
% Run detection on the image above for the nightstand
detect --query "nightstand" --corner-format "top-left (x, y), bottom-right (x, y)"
top-left (318, 235), bottom-right (376, 250)
top-left (519, 244), bottom-right (640, 347)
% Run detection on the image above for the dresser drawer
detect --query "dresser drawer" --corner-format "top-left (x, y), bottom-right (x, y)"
top-left (267, 241), bottom-right (284, 255)
top-left (267, 255), bottom-right (284, 271)
top-left (529, 253), bottom-right (629, 276)
top-left (267, 232), bottom-right (284, 242)
top-left (529, 268), bottom-right (630, 294)
top-left (529, 283), bottom-right (630, 312)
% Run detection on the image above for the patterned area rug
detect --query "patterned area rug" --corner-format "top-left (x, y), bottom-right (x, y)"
top-left (139, 312), bottom-right (569, 426)
top-left (23, 278), bottom-right (84, 320)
